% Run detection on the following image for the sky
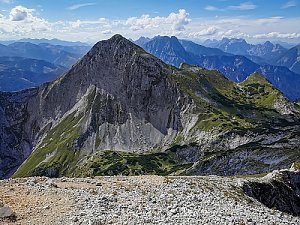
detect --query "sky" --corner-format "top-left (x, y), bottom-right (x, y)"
top-left (0, 0), bottom-right (300, 44)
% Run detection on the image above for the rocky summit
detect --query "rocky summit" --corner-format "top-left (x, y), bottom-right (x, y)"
top-left (0, 34), bottom-right (300, 179)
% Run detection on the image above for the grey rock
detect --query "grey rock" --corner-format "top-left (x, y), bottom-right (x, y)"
top-left (0, 203), bottom-right (16, 219)
top-left (243, 168), bottom-right (300, 216)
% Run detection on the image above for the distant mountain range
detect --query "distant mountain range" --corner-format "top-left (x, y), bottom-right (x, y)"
top-left (275, 44), bottom-right (300, 75)
top-left (0, 38), bottom-right (90, 46)
top-left (0, 57), bottom-right (66, 92)
top-left (0, 42), bottom-right (90, 68)
top-left (202, 38), bottom-right (300, 75)
top-left (203, 38), bottom-right (287, 64)
top-left (0, 41), bottom-right (91, 92)
top-left (135, 36), bottom-right (300, 100)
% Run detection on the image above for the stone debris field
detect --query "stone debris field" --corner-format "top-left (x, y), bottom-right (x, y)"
top-left (0, 175), bottom-right (299, 225)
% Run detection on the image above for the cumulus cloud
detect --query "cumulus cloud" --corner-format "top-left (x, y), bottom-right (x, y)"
top-left (125, 9), bottom-right (190, 32)
top-left (188, 26), bottom-right (218, 38)
top-left (9, 5), bottom-right (34, 21)
top-left (67, 3), bottom-right (96, 10)
top-left (254, 32), bottom-right (300, 39)
top-left (169, 9), bottom-right (190, 31)
top-left (0, 5), bottom-right (51, 40)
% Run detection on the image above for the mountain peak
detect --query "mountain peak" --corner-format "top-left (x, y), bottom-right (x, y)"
top-left (135, 36), bottom-right (151, 46)
top-left (142, 35), bottom-right (194, 67)
top-left (263, 41), bottom-right (274, 48)
top-left (243, 72), bottom-right (270, 84)
top-left (87, 34), bottom-right (142, 60)
top-left (98, 34), bottom-right (132, 46)
top-left (110, 34), bottom-right (125, 41)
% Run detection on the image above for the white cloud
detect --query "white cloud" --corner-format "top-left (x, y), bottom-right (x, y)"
top-left (9, 5), bottom-right (34, 21)
top-left (0, 0), bottom-right (13, 3)
top-left (169, 9), bottom-right (190, 31)
top-left (254, 32), bottom-right (300, 39)
top-left (228, 2), bottom-right (257, 10)
top-left (69, 18), bottom-right (107, 29)
top-left (125, 9), bottom-right (190, 32)
top-left (205, 6), bottom-right (222, 11)
top-left (188, 26), bottom-right (218, 38)
top-left (0, 6), bottom-right (300, 44)
top-left (0, 5), bottom-right (51, 39)
top-left (256, 16), bottom-right (284, 24)
top-left (67, 3), bottom-right (96, 10)
top-left (205, 2), bottom-right (257, 11)
top-left (102, 29), bottom-right (112, 34)
top-left (282, 1), bottom-right (297, 9)
top-left (182, 16), bottom-right (300, 43)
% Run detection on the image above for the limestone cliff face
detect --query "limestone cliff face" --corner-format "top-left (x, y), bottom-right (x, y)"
top-left (34, 35), bottom-right (191, 151)
top-left (0, 35), bottom-right (300, 178)
top-left (0, 89), bottom-right (38, 177)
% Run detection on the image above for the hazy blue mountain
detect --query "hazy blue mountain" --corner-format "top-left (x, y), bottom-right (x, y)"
top-left (0, 43), bottom-right (18, 57)
top-left (0, 57), bottom-right (66, 92)
top-left (249, 41), bottom-right (287, 63)
top-left (274, 41), bottom-right (298, 49)
top-left (141, 36), bottom-right (197, 67)
top-left (257, 64), bottom-right (300, 100)
top-left (179, 39), bottom-right (231, 57)
top-left (134, 36), bottom-right (151, 46)
top-left (0, 42), bottom-right (90, 92)
top-left (193, 54), bottom-right (258, 82)
top-left (275, 44), bottom-right (300, 75)
top-left (203, 38), bottom-right (287, 64)
top-left (202, 39), bottom-right (219, 47)
top-left (39, 43), bottom-right (90, 56)
top-left (139, 36), bottom-right (300, 100)
top-left (6, 42), bottom-right (87, 68)
top-left (0, 38), bottom-right (90, 46)
top-left (215, 38), bottom-right (250, 55)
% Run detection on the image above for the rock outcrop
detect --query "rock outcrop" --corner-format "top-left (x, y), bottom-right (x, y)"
top-left (0, 202), bottom-right (15, 221)
top-left (243, 166), bottom-right (300, 216)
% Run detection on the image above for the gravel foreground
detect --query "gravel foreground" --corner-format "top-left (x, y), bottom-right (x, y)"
top-left (0, 176), bottom-right (299, 225)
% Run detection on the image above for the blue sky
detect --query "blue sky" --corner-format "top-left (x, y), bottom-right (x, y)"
top-left (0, 0), bottom-right (300, 43)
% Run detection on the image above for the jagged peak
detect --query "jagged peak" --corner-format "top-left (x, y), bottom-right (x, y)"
top-left (149, 35), bottom-right (180, 44)
top-left (109, 34), bottom-right (127, 42)
top-left (92, 34), bottom-right (134, 49)
top-left (76, 34), bottom-right (156, 67)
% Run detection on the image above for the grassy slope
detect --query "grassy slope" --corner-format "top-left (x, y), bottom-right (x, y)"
top-left (13, 111), bottom-right (83, 177)
top-left (71, 150), bottom-right (192, 177)
top-left (169, 66), bottom-right (290, 134)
